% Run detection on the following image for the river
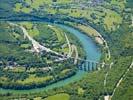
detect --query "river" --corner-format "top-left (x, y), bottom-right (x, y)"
top-left (0, 22), bottom-right (101, 94)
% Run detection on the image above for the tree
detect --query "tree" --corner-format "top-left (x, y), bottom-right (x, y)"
top-left (52, 0), bottom-right (57, 2)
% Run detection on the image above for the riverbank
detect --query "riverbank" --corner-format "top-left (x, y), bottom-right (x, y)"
top-left (64, 22), bottom-right (111, 62)
top-left (0, 21), bottom-right (101, 94)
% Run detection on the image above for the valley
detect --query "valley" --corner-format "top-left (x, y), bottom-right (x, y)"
top-left (0, 0), bottom-right (133, 100)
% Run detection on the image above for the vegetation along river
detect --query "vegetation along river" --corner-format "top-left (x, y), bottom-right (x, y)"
top-left (0, 22), bottom-right (101, 94)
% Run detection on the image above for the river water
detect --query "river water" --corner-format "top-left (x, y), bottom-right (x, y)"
top-left (0, 23), bottom-right (101, 94)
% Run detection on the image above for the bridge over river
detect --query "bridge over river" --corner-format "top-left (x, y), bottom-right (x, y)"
top-left (9, 22), bottom-right (110, 72)
top-left (0, 20), bottom-right (108, 94)
top-left (67, 57), bottom-right (110, 72)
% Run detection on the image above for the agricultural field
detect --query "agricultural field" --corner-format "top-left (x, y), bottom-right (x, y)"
top-left (45, 93), bottom-right (70, 100)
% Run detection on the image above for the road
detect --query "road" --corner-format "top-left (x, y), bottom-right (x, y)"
top-left (9, 22), bottom-right (105, 65)
top-left (104, 62), bottom-right (114, 86)
top-left (64, 33), bottom-right (72, 57)
top-left (110, 61), bottom-right (133, 99)
top-left (71, 45), bottom-right (78, 64)
top-left (9, 22), bottom-right (67, 60)
top-left (48, 24), bottom-right (72, 58)
top-left (104, 61), bottom-right (133, 100)
top-left (10, 22), bottom-right (81, 64)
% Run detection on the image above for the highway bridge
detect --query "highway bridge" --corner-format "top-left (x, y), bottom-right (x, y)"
top-left (9, 22), bottom-right (110, 72)
top-left (68, 57), bottom-right (110, 72)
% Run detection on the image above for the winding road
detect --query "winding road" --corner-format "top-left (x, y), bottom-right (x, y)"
top-left (0, 21), bottom-right (101, 94)
top-left (110, 61), bottom-right (133, 99)
top-left (48, 24), bottom-right (79, 62)
top-left (104, 61), bottom-right (133, 100)
top-left (9, 22), bottom-right (69, 61)
top-left (9, 22), bottom-right (80, 65)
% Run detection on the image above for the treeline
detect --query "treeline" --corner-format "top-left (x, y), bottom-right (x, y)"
top-left (0, 69), bottom-right (76, 90)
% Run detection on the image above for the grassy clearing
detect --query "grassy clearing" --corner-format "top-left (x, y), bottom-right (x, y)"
top-left (49, 26), bottom-right (65, 42)
top-left (56, 0), bottom-right (72, 4)
top-left (111, 0), bottom-right (126, 10)
top-left (61, 69), bottom-right (71, 74)
top-left (13, 0), bottom-right (123, 32)
top-left (17, 75), bottom-right (53, 84)
top-left (76, 24), bottom-right (99, 36)
top-left (59, 8), bottom-right (91, 18)
top-left (14, 3), bottom-right (22, 12)
top-left (28, 29), bottom-right (40, 37)
top-left (30, 0), bottom-right (51, 9)
top-left (20, 43), bottom-right (31, 49)
top-left (20, 22), bottom-right (40, 37)
top-left (62, 47), bottom-right (69, 53)
top-left (78, 87), bottom-right (85, 95)
top-left (14, 3), bottom-right (32, 13)
top-left (20, 22), bottom-right (33, 29)
top-left (6, 67), bottom-right (25, 73)
top-left (56, 7), bottom-right (122, 32)
top-left (104, 10), bottom-right (122, 31)
top-left (26, 68), bottom-right (37, 73)
top-left (33, 97), bottom-right (42, 100)
top-left (21, 7), bottom-right (32, 13)
top-left (45, 93), bottom-right (70, 100)
top-left (71, 24), bottom-right (104, 44)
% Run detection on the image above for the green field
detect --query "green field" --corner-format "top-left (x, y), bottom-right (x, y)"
top-left (45, 93), bottom-right (70, 100)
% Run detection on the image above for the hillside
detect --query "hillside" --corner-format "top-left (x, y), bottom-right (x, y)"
top-left (0, 0), bottom-right (133, 100)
